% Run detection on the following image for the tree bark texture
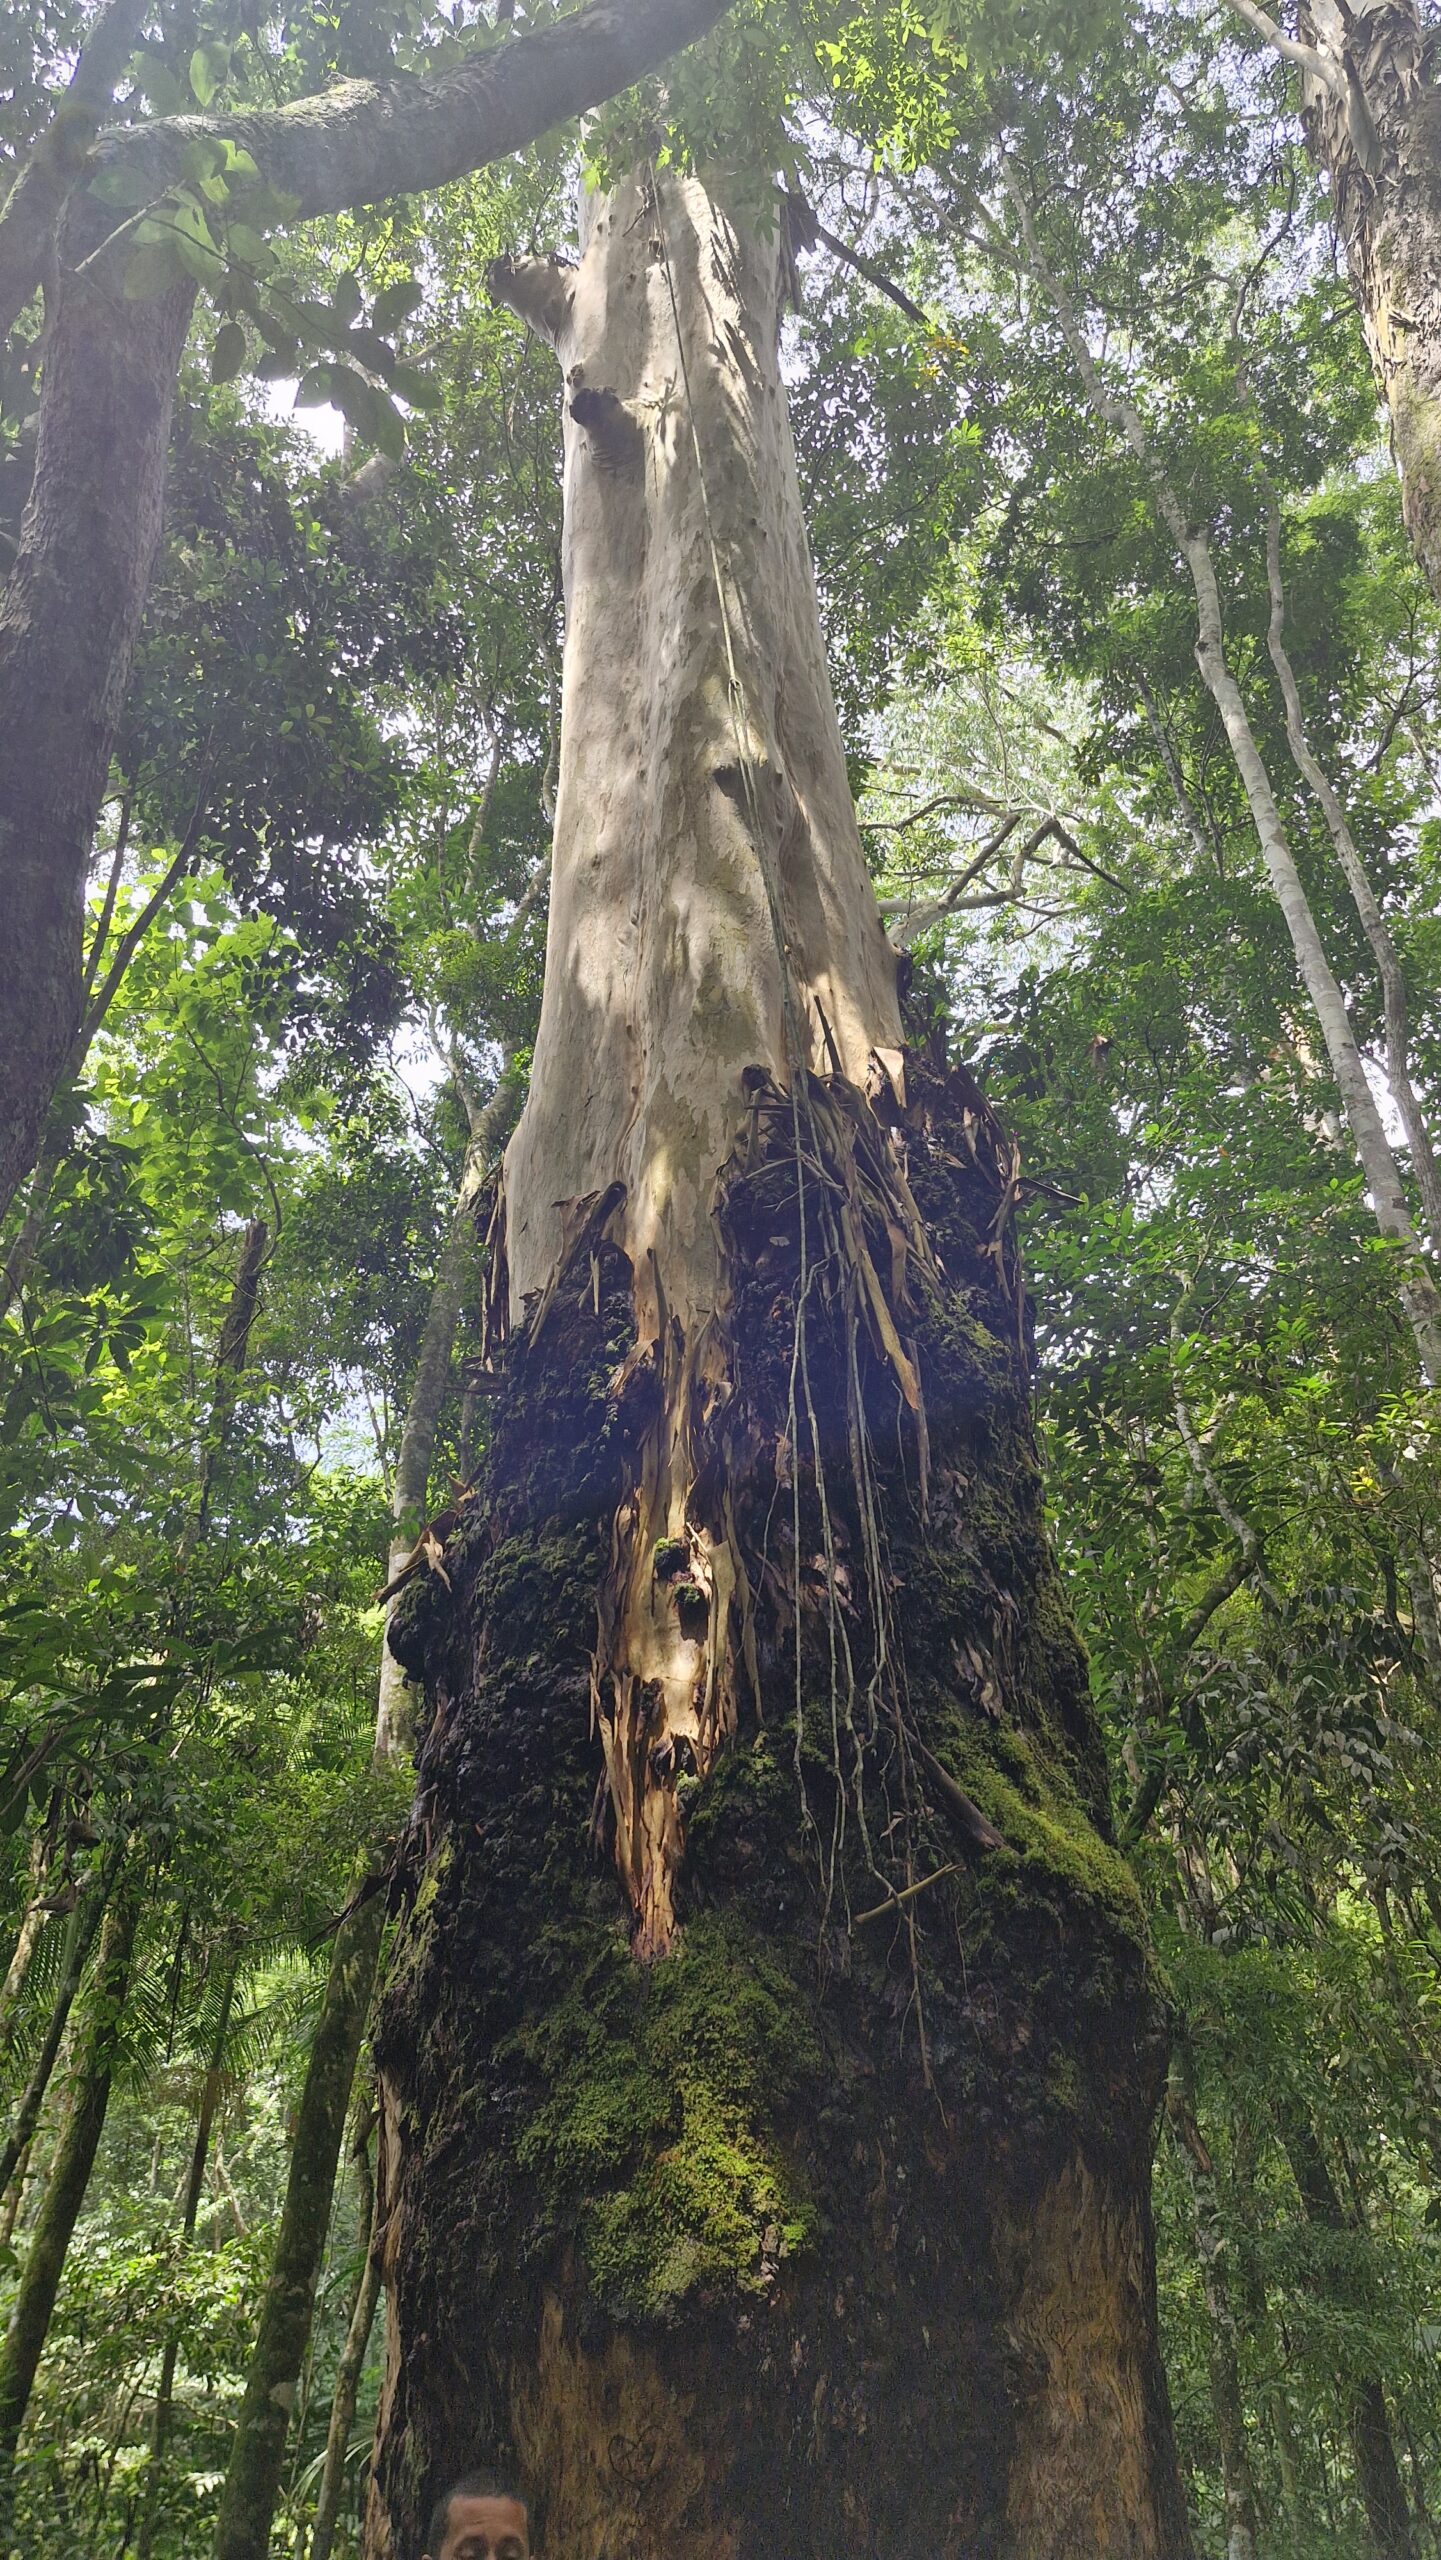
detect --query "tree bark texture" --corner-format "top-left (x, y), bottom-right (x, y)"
top-left (0, 0), bottom-right (731, 1226)
top-left (0, 1878), bottom-right (138, 2503)
top-left (212, 1890), bottom-right (386, 2560)
top-left (363, 172), bottom-right (1190, 2560)
top-left (1291, 0), bottom-right (1441, 606)
top-left (0, 247), bottom-right (192, 1221)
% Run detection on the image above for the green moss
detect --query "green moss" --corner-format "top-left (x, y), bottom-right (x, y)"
top-left (507, 1911), bottom-right (819, 2319)
top-left (935, 1722), bottom-right (1144, 1931)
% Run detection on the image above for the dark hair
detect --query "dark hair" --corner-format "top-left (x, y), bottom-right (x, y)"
top-left (425, 2470), bottom-right (530, 2556)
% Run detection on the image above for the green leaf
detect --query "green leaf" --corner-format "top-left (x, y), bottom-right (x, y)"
top-left (188, 39), bottom-right (231, 106)
top-left (331, 272), bottom-right (363, 327)
top-left (372, 277), bottom-right (423, 333)
top-left (390, 362), bottom-right (443, 413)
top-left (211, 320), bottom-right (247, 383)
top-left (328, 364), bottom-right (406, 460)
top-left (128, 51), bottom-right (187, 115)
top-left (123, 238), bottom-right (187, 299)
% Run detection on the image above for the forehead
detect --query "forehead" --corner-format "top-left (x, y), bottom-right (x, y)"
top-left (442, 2494), bottom-right (529, 2549)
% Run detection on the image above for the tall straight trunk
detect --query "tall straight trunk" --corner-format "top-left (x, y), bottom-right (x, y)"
top-left (0, 1808), bottom-right (58, 2051)
top-left (1263, 495), bottom-right (1441, 1243)
top-left (1004, 167), bottom-right (1441, 1386)
top-left (0, 1878), bottom-right (138, 2512)
top-left (135, 1975), bottom-right (235, 2560)
top-left (1261, 0), bottom-right (1441, 607)
top-left (363, 168), bottom-right (1190, 2560)
top-left (0, 1842), bottom-right (120, 2204)
top-left (215, 1119), bottom-right (490, 2560)
top-left (212, 1891), bottom-right (386, 2560)
top-left (1167, 2056), bottom-right (1263, 2560)
top-left (0, 244), bottom-right (193, 1222)
top-left (308, 2114), bottom-right (381, 2560)
top-left (1280, 2113), bottom-right (1418, 2560)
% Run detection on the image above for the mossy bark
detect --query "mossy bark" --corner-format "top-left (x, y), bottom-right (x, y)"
top-left (0, 1878), bottom-right (138, 2520)
top-left (364, 167), bottom-right (1190, 2560)
top-left (213, 1890), bottom-right (386, 2560)
top-left (365, 1063), bottom-right (1188, 2559)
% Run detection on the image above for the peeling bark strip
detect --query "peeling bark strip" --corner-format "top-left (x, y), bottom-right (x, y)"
top-left (366, 171), bottom-right (1191, 2560)
top-left (493, 173), bottom-right (906, 1956)
top-left (0, 0), bottom-right (732, 1223)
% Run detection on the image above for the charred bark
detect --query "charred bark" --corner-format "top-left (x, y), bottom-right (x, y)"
top-left (363, 172), bottom-right (1189, 2560)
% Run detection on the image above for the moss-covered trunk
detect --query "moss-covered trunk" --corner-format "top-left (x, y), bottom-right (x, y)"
top-left (364, 167), bottom-right (1190, 2560)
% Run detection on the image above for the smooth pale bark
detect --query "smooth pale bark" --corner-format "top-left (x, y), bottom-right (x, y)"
top-left (0, 0), bottom-right (731, 1226)
top-left (1264, 498), bottom-right (1441, 1243)
top-left (212, 1892), bottom-right (387, 2560)
top-left (496, 171), bottom-right (904, 1955)
top-left (0, 1880), bottom-right (138, 2510)
top-left (365, 169), bottom-right (1190, 2560)
top-left (1004, 169), bottom-right (1441, 1385)
top-left (1228, 0), bottom-right (1441, 603)
top-left (1167, 2061), bottom-right (1262, 2560)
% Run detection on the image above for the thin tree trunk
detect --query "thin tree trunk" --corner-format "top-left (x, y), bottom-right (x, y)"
top-left (0, 1840), bottom-right (120, 2206)
top-left (308, 2113), bottom-right (382, 2560)
top-left (1280, 2113), bottom-right (1418, 2560)
top-left (187, 1219), bottom-right (270, 1551)
top-left (1167, 2054), bottom-right (1263, 2560)
top-left (364, 166), bottom-right (1191, 2560)
top-left (135, 1975), bottom-right (235, 2560)
top-left (212, 1894), bottom-right (386, 2560)
top-left (0, 1878), bottom-right (139, 2519)
top-left (214, 1102), bottom-right (497, 2560)
top-left (1002, 166), bottom-right (1441, 1386)
top-left (0, 1810), bottom-right (58, 2050)
top-left (1263, 493), bottom-right (1441, 1241)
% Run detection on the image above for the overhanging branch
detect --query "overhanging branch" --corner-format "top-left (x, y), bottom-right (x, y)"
top-left (80, 0), bottom-right (734, 232)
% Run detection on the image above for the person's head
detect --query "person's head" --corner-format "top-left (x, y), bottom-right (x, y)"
top-left (424, 2470), bottom-right (531, 2560)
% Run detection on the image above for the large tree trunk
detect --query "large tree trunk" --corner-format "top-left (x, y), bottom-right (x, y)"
top-left (363, 170), bottom-right (1190, 2560)
top-left (0, 249), bottom-right (192, 1222)
top-left (1290, 0), bottom-right (1441, 606)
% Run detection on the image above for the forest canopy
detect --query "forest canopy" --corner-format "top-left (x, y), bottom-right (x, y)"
top-left (3, 0), bottom-right (1441, 2554)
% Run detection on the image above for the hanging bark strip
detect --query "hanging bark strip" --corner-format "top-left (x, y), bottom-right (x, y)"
top-left (364, 169), bottom-right (1190, 2560)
